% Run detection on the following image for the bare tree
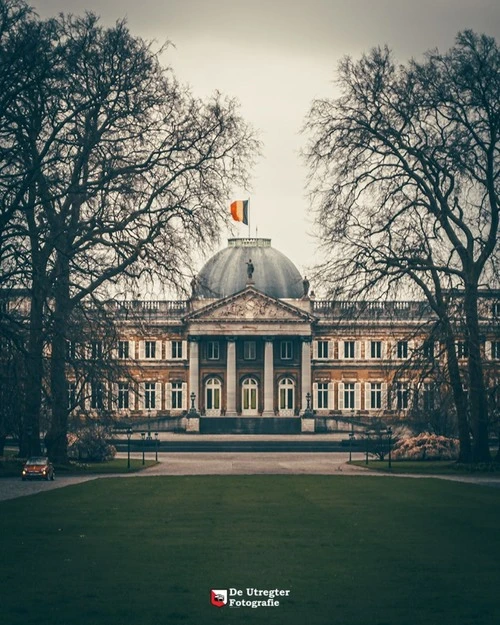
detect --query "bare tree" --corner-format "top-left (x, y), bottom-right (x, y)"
top-left (304, 31), bottom-right (499, 463)
top-left (1, 7), bottom-right (259, 461)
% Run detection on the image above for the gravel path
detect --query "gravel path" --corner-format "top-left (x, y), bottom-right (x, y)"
top-left (1, 452), bottom-right (499, 502)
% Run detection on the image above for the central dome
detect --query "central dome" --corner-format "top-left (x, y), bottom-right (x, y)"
top-left (195, 238), bottom-right (303, 299)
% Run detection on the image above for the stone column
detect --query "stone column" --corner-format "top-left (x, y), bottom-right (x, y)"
top-left (188, 338), bottom-right (199, 410)
top-left (301, 338), bottom-right (312, 415)
top-left (226, 338), bottom-right (236, 415)
top-left (263, 338), bottom-right (274, 416)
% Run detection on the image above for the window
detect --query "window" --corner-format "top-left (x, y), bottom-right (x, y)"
top-left (280, 340), bottom-right (293, 360)
top-left (206, 378), bottom-right (221, 411)
top-left (317, 383), bottom-right (329, 409)
top-left (243, 340), bottom-right (256, 360)
top-left (370, 383), bottom-right (382, 409)
top-left (344, 383), bottom-right (355, 409)
top-left (397, 341), bottom-right (408, 359)
top-left (279, 377), bottom-right (295, 411)
top-left (492, 342), bottom-right (500, 359)
top-left (145, 341), bottom-right (156, 359)
top-left (91, 341), bottom-right (103, 360)
top-left (423, 383), bottom-right (434, 411)
top-left (117, 341), bottom-right (129, 359)
top-left (370, 341), bottom-right (382, 359)
top-left (171, 340), bottom-right (183, 359)
top-left (344, 341), bottom-right (355, 359)
top-left (67, 382), bottom-right (76, 410)
top-left (144, 382), bottom-right (156, 409)
top-left (207, 341), bottom-right (220, 360)
top-left (317, 341), bottom-right (329, 359)
top-left (66, 340), bottom-right (77, 360)
top-left (492, 303), bottom-right (500, 317)
top-left (396, 382), bottom-right (409, 410)
top-left (91, 381), bottom-right (105, 410)
top-left (171, 382), bottom-right (183, 409)
top-left (423, 340), bottom-right (435, 360)
top-left (456, 341), bottom-right (468, 359)
top-left (117, 383), bottom-right (130, 409)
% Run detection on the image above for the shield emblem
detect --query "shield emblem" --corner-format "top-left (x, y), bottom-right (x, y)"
top-left (210, 589), bottom-right (227, 607)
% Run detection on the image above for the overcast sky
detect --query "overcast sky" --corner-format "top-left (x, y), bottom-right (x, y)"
top-left (34, 0), bottom-right (499, 281)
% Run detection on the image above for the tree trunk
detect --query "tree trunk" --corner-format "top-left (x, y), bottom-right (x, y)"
top-left (22, 277), bottom-right (45, 458)
top-left (464, 284), bottom-right (491, 463)
top-left (46, 252), bottom-right (71, 464)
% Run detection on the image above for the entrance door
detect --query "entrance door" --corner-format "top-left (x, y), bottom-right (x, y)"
top-left (279, 377), bottom-right (295, 416)
top-left (205, 378), bottom-right (221, 416)
top-left (241, 378), bottom-right (258, 415)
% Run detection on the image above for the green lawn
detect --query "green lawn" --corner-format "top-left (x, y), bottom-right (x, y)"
top-left (1, 476), bottom-right (499, 625)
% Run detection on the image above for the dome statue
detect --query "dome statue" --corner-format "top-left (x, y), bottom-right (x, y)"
top-left (194, 238), bottom-right (303, 299)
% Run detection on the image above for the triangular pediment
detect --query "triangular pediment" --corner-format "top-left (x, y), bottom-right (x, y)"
top-left (186, 287), bottom-right (314, 324)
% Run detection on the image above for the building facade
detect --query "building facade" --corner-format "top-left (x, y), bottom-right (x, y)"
top-left (66, 238), bottom-right (499, 432)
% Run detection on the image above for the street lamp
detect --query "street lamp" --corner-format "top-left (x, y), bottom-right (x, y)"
top-left (188, 392), bottom-right (198, 417)
top-left (387, 426), bottom-right (392, 470)
top-left (126, 428), bottom-right (132, 470)
top-left (365, 429), bottom-right (370, 466)
top-left (141, 432), bottom-right (146, 465)
top-left (154, 432), bottom-right (159, 462)
top-left (147, 408), bottom-right (152, 440)
top-left (349, 431), bottom-right (354, 463)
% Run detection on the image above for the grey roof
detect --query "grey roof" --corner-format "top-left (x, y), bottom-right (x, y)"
top-left (195, 238), bottom-right (304, 299)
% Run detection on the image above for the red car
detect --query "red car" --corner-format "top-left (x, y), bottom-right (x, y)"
top-left (21, 457), bottom-right (55, 481)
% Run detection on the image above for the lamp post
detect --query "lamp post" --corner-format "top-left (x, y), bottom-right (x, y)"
top-left (147, 408), bottom-right (152, 440)
top-left (387, 426), bottom-right (392, 470)
top-left (349, 431), bottom-right (354, 463)
top-left (141, 432), bottom-right (145, 465)
top-left (365, 429), bottom-right (369, 466)
top-left (126, 428), bottom-right (132, 470)
top-left (154, 432), bottom-right (159, 462)
top-left (188, 392), bottom-right (198, 417)
top-left (303, 392), bottom-right (314, 418)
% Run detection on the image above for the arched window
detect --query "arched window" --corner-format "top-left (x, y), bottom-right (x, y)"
top-left (242, 377), bottom-right (258, 415)
top-left (279, 377), bottom-right (295, 415)
top-left (205, 378), bottom-right (221, 416)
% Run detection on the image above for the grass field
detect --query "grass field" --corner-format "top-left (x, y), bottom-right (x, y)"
top-left (351, 460), bottom-right (500, 474)
top-left (1, 476), bottom-right (499, 625)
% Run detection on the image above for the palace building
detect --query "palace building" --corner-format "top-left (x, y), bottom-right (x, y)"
top-left (91, 237), bottom-right (500, 434)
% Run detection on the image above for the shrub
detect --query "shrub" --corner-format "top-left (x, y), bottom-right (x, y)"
top-left (392, 433), bottom-right (459, 461)
top-left (67, 426), bottom-right (116, 462)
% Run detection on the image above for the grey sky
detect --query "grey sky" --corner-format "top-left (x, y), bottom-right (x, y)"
top-left (34, 0), bottom-right (500, 279)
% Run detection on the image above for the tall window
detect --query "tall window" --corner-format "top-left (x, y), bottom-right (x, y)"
top-left (397, 341), bottom-right (408, 359)
top-left (370, 341), bottom-right (382, 359)
top-left (171, 340), bottom-right (183, 359)
top-left (344, 383), bottom-right (355, 409)
top-left (492, 342), bottom-right (500, 359)
top-left (492, 303), bottom-right (500, 317)
top-left (280, 340), bottom-right (293, 360)
top-left (456, 341), bottom-right (468, 359)
top-left (317, 383), bottom-right (329, 409)
top-left (145, 341), bottom-right (156, 359)
top-left (370, 383), bottom-right (382, 409)
top-left (91, 341), bottom-right (103, 360)
top-left (279, 377), bottom-right (295, 411)
top-left (423, 340), bottom-right (435, 360)
top-left (144, 382), bottom-right (156, 409)
top-left (396, 382), bottom-right (409, 410)
top-left (243, 340), bottom-right (256, 360)
top-left (171, 382), bottom-right (183, 409)
top-left (423, 383), bottom-right (434, 411)
top-left (118, 382), bottom-right (130, 409)
top-left (344, 341), bottom-right (355, 359)
top-left (317, 341), bottom-right (329, 359)
top-left (67, 382), bottom-right (77, 410)
top-left (66, 340), bottom-right (77, 360)
top-left (206, 378), bottom-right (221, 410)
top-left (117, 341), bottom-right (129, 359)
top-left (207, 341), bottom-right (220, 360)
top-left (91, 381), bottom-right (104, 410)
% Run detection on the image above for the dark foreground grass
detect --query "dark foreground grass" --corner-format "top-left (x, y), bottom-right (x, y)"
top-left (1, 476), bottom-right (499, 625)
top-left (351, 459), bottom-right (500, 474)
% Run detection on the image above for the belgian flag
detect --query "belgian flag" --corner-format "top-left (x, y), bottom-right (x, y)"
top-left (230, 200), bottom-right (249, 225)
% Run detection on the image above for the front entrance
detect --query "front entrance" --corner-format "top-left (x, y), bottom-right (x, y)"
top-left (279, 377), bottom-right (295, 416)
top-left (241, 377), bottom-right (258, 415)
